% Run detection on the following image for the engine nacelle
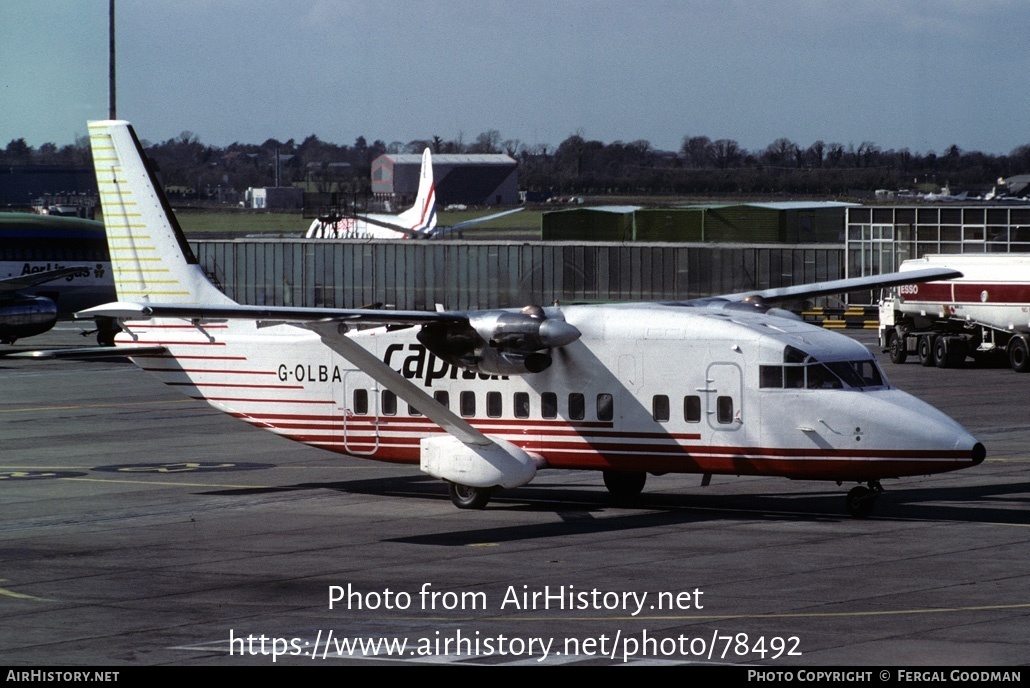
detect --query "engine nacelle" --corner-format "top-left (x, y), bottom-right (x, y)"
top-left (468, 309), bottom-right (581, 351)
top-left (0, 296), bottom-right (58, 344)
top-left (465, 348), bottom-right (553, 376)
top-left (417, 306), bottom-right (580, 375)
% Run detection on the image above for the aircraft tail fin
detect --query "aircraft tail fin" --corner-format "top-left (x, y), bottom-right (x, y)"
top-left (87, 120), bottom-right (235, 307)
top-left (394, 147), bottom-right (437, 235)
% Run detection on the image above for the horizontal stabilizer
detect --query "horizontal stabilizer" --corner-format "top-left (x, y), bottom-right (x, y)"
top-left (3, 345), bottom-right (167, 359)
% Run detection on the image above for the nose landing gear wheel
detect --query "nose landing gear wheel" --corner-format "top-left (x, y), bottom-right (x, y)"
top-left (447, 482), bottom-right (494, 509)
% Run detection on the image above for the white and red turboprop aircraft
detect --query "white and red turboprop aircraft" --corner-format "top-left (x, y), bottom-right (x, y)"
top-left (304, 146), bottom-right (522, 239)
top-left (80, 120), bottom-right (984, 517)
top-left (305, 147), bottom-right (438, 239)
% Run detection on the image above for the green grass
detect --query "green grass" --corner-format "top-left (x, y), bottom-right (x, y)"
top-left (167, 208), bottom-right (543, 238)
top-left (174, 210), bottom-right (311, 236)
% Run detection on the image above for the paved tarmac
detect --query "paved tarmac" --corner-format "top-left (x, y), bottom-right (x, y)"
top-left (0, 325), bottom-right (1028, 667)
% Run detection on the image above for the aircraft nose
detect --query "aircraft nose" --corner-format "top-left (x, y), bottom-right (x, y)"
top-left (968, 442), bottom-right (986, 466)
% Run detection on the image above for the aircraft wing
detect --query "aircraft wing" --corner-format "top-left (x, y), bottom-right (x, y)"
top-left (352, 214), bottom-right (425, 238)
top-left (718, 267), bottom-right (963, 304)
top-left (77, 302), bottom-right (465, 327)
top-left (0, 266), bottom-right (89, 292)
top-left (78, 301), bottom-right (580, 382)
top-left (432, 208), bottom-right (525, 236)
top-left (353, 207), bottom-right (525, 238)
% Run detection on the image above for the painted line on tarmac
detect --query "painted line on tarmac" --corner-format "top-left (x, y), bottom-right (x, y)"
top-left (0, 399), bottom-right (196, 414)
top-left (0, 580), bottom-right (51, 602)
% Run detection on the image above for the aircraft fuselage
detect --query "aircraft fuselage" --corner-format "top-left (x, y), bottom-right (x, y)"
top-left (119, 303), bottom-right (983, 484)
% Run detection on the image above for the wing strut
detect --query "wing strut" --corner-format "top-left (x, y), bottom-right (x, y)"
top-left (305, 321), bottom-right (491, 447)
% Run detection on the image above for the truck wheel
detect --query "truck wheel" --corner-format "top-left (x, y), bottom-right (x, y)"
top-left (934, 337), bottom-right (966, 369)
top-left (888, 331), bottom-right (907, 364)
top-left (918, 335), bottom-right (936, 367)
top-left (933, 337), bottom-right (949, 368)
top-left (1008, 335), bottom-right (1030, 373)
top-left (945, 337), bottom-right (967, 367)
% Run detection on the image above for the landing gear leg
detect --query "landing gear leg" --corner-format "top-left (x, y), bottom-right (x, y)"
top-left (95, 317), bottom-right (121, 347)
top-left (845, 481), bottom-right (883, 518)
top-left (447, 482), bottom-right (493, 510)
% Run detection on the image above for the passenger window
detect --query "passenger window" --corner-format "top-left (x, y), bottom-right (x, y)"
top-left (569, 393), bottom-right (585, 421)
top-left (382, 390), bottom-right (397, 416)
top-left (596, 393), bottom-right (613, 421)
top-left (717, 396), bottom-right (734, 424)
top-left (684, 395), bottom-right (701, 423)
top-left (434, 391), bottom-right (449, 409)
top-left (541, 392), bottom-right (557, 419)
top-left (653, 395), bottom-right (670, 422)
top-left (408, 403), bottom-right (422, 416)
top-left (487, 391), bottom-right (502, 418)
top-left (514, 392), bottom-right (530, 419)
top-left (460, 391), bottom-right (476, 417)
top-left (353, 389), bottom-right (368, 415)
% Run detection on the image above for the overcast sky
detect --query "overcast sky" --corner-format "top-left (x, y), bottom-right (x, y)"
top-left (2, 0), bottom-right (1027, 156)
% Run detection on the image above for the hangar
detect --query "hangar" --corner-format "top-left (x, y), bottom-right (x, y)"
top-left (0, 165), bottom-right (97, 214)
top-left (371, 151), bottom-right (518, 206)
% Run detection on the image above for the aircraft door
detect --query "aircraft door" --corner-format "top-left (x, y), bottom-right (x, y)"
top-left (339, 371), bottom-right (380, 455)
top-left (705, 362), bottom-right (743, 432)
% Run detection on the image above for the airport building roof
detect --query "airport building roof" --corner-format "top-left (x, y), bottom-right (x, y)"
top-left (380, 153), bottom-right (515, 166)
top-left (679, 201), bottom-right (860, 211)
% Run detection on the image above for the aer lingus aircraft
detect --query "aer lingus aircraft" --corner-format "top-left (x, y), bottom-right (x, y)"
top-left (78, 120), bottom-right (983, 517)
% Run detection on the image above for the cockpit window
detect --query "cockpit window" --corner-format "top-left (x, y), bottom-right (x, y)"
top-left (761, 347), bottom-right (887, 390)
top-left (825, 360), bottom-right (884, 388)
top-left (783, 345), bottom-right (808, 363)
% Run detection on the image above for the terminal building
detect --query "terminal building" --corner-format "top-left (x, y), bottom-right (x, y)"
top-left (191, 203), bottom-right (1030, 314)
top-left (845, 206), bottom-right (1030, 302)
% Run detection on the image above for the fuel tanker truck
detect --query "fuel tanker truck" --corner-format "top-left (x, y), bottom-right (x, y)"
top-left (878, 254), bottom-right (1030, 372)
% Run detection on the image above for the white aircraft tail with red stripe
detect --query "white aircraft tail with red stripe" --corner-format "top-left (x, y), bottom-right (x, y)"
top-left (391, 147), bottom-right (437, 235)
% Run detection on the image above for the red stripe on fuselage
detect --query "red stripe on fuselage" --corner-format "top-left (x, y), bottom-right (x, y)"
top-left (229, 410), bottom-right (975, 481)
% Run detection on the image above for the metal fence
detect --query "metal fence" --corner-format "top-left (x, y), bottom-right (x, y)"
top-left (192, 239), bottom-right (844, 310)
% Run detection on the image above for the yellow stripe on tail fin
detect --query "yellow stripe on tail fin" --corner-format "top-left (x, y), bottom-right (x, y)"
top-left (88, 120), bottom-right (236, 307)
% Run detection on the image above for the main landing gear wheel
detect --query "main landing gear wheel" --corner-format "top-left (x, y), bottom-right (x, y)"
top-left (95, 317), bottom-right (120, 347)
top-left (447, 482), bottom-right (493, 510)
top-left (845, 481), bottom-right (882, 518)
top-left (603, 470), bottom-right (647, 501)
